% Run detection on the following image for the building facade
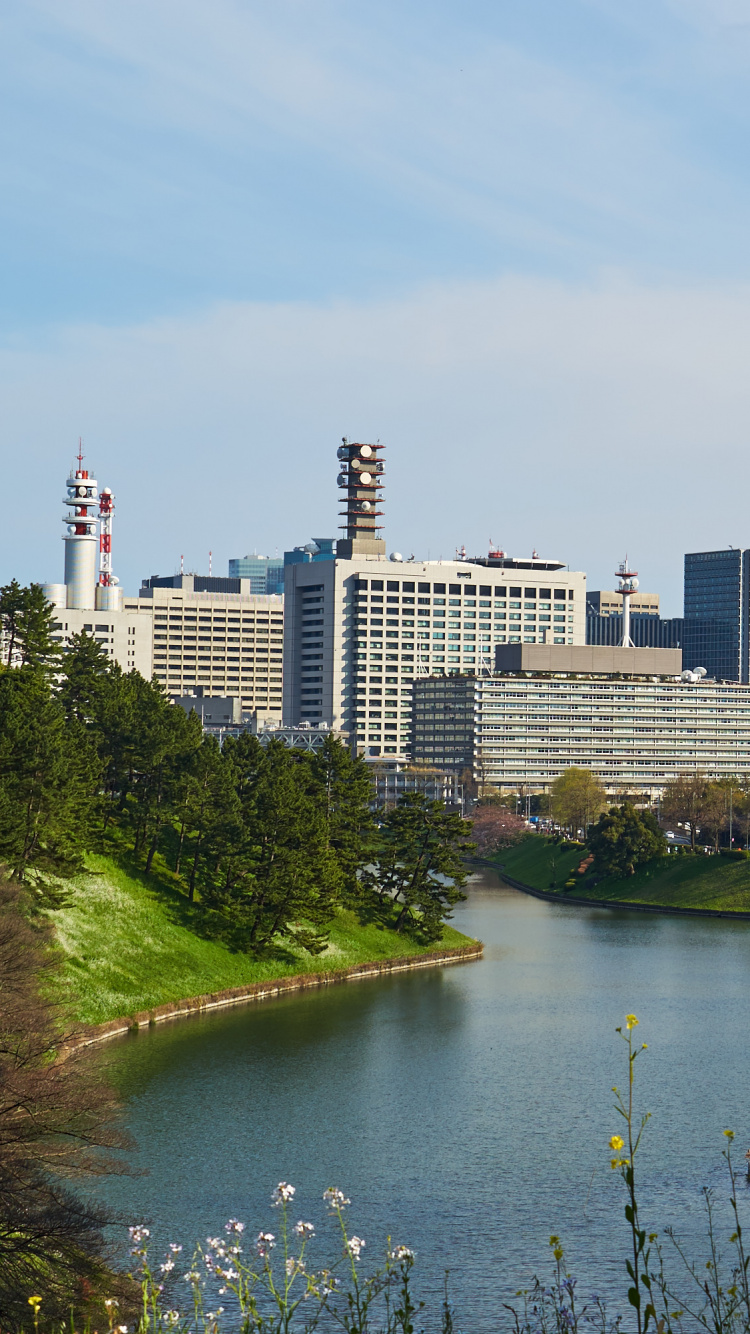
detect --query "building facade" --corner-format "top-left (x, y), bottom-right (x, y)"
top-left (282, 441), bottom-right (587, 757)
top-left (48, 600), bottom-right (153, 676)
top-left (139, 574), bottom-right (283, 716)
top-left (586, 610), bottom-right (683, 649)
top-left (413, 647), bottom-right (750, 799)
top-left (587, 589), bottom-right (660, 616)
top-left (228, 554), bottom-right (285, 596)
top-left (683, 548), bottom-right (750, 682)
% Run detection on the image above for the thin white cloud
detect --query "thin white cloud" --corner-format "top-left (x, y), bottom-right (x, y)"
top-left (4, 273), bottom-right (750, 615)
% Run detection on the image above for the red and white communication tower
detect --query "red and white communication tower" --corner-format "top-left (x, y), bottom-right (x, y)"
top-left (99, 487), bottom-right (115, 586)
top-left (94, 485), bottom-right (123, 611)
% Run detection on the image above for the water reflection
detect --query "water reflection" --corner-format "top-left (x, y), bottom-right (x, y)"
top-left (99, 869), bottom-right (750, 1328)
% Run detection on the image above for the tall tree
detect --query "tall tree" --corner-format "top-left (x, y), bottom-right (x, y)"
top-left (0, 671), bottom-right (99, 882)
top-left (308, 735), bottom-right (376, 903)
top-left (588, 803), bottom-right (666, 878)
top-left (550, 767), bottom-right (606, 836)
top-left (58, 630), bottom-right (113, 724)
top-left (370, 793), bottom-right (474, 941)
top-left (661, 772), bottom-right (708, 851)
top-left (0, 580), bottom-right (59, 672)
top-left (201, 739), bottom-right (343, 951)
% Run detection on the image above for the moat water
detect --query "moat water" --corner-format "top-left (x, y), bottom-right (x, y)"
top-left (98, 869), bottom-right (750, 1327)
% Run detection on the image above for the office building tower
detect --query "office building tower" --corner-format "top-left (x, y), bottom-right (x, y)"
top-left (139, 573), bottom-right (283, 715)
top-left (228, 553), bottom-right (285, 596)
top-left (282, 443), bottom-right (586, 756)
top-left (413, 643), bottom-right (750, 799)
top-left (683, 548), bottom-right (750, 681)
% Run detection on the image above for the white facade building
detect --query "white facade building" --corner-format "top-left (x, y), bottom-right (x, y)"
top-left (283, 554), bottom-right (586, 757)
top-left (49, 600), bottom-right (154, 677)
top-left (413, 648), bottom-right (750, 799)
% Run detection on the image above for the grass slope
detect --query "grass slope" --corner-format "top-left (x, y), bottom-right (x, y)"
top-left (48, 854), bottom-right (475, 1026)
top-left (495, 837), bottom-right (750, 912)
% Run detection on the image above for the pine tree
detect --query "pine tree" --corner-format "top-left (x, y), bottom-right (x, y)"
top-left (0, 580), bottom-right (59, 672)
top-left (308, 734), bottom-right (376, 904)
top-left (0, 671), bottom-right (100, 882)
top-left (371, 792), bottom-right (473, 941)
top-left (58, 630), bottom-right (112, 724)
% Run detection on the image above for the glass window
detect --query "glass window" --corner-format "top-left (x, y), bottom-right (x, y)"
top-left (525, 587), bottom-right (536, 597)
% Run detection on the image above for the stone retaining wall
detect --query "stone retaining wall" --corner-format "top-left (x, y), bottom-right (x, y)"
top-left (65, 943), bottom-right (484, 1052)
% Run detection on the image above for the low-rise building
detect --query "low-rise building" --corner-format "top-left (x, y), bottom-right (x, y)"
top-left (412, 644), bottom-right (750, 800)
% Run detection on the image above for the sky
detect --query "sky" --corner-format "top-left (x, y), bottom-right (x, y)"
top-left (6, 1), bottom-right (750, 613)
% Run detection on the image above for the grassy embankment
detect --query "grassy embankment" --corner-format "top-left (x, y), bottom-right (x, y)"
top-left (47, 853), bottom-right (475, 1026)
top-left (493, 836), bottom-right (750, 912)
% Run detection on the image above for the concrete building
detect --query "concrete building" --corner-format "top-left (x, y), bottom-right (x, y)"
top-left (228, 553), bottom-right (285, 596)
top-left (683, 548), bottom-right (750, 682)
top-left (47, 600), bottom-right (154, 676)
top-left (139, 574), bottom-right (283, 716)
top-left (412, 644), bottom-right (750, 799)
top-left (282, 441), bottom-right (586, 757)
top-left (588, 589), bottom-right (660, 617)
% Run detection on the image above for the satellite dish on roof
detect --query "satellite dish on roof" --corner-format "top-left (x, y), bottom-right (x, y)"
top-left (694, 666), bottom-right (707, 677)
top-left (390, 552), bottom-right (403, 562)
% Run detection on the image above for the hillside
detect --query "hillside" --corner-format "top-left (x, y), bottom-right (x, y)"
top-left (494, 836), bottom-right (750, 913)
top-left (47, 854), bottom-right (476, 1026)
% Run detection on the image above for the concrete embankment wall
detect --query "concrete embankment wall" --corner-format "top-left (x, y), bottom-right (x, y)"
top-left (67, 943), bottom-right (484, 1052)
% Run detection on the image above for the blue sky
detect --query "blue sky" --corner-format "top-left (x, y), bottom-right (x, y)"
top-left (5, 0), bottom-right (750, 611)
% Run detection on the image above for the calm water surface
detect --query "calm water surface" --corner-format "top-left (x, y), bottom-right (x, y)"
top-left (98, 870), bottom-right (750, 1326)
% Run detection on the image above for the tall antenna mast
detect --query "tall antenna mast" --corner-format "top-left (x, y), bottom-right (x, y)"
top-left (98, 488), bottom-right (115, 586)
top-left (615, 556), bottom-right (638, 648)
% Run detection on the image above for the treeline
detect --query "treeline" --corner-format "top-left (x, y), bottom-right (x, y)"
top-left (0, 582), bottom-right (472, 946)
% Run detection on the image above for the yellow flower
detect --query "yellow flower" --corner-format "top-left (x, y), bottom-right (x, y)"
top-left (609, 1135), bottom-right (624, 1152)
top-left (724, 1129), bottom-right (735, 1141)
top-left (625, 1014), bottom-right (638, 1029)
top-left (28, 1297), bottom-right (42, 1310)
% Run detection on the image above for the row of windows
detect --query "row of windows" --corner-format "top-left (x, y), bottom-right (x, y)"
top-left (352, 579), bottom-right (576, 598)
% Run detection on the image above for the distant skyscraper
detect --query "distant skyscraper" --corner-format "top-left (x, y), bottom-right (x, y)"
top-left (228, 553), bottom-right (284, 595)
top-left (683, 548), bottom-right (750, 681)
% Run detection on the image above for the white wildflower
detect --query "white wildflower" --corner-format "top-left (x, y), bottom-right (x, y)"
top-left (390, 1245), bottom-right (415, 1262)
top-left (272, 1182), bottom-right (296, 1207)
top-left (323, 1187), bottom-right (351, 1210)
top-left (159, 1259), bottom-right (175, 1274)
top-left (256, 1230), bottom-right (276, 1257)
top-left (294, 1221), bottom-right (315, 1238)
top-left (224, 1218), bottom-right (245, 1234)
top-left (347, 1236), bottom-right (365, 1261)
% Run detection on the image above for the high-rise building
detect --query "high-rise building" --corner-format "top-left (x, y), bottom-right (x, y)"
top-left (139, 574), bottom-right (283, 715)
top-left (228, 553), bottom-right (285, 596)
top-left (413, 644), bottom-right (750, 800)
top-left (282, 442), bottom-right (586, 757)
top-left (683, 548), bottom-right (750, 681)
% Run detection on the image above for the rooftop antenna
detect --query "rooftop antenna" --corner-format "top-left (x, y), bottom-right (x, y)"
top-left (180, 553), bottom-right (184, 575)
top-left (77, 437), bottom-right (84, 472)
top-left (616, 555), bottom-right (638, 648)
top-left (209, 550), bottom-right (213, 576)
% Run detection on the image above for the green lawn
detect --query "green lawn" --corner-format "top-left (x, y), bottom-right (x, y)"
top-left (494, 836), bottom-right (750, 912)
top-left (46, 854), bottom-right (476, 1026)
